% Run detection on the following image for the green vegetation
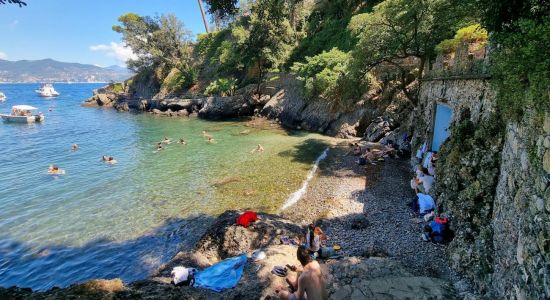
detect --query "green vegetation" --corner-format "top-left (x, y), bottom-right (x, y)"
top-left (291, 48), bottom-right (349, 101)
top-left (204, 77), bottom-right (238, 96)
top-left (435, 24), bottom-right (488, 54)
top-left (113, 13), bottom-right (195, 90)
top-left (490, 18), bottom-right (550, 119)
top-left (109, 82), bottom-right (124, 93)
top-left (112, 0), bottom-right (549, 118)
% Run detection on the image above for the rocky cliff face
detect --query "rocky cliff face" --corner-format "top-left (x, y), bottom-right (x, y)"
top-left (413, 42), bottom-right (550, 298)
top-left (84, 73), bottom-right (396, 138)
top-left (490, 111), bottom-right (550, 298)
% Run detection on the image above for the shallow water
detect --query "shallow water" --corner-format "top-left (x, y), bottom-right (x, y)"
top-left (0, 83), bottom-right (332, 290)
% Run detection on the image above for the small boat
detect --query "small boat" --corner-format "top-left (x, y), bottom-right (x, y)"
top-left (0, 92), bottom-right (6, 102)
top-left (35, 84), bottom-right (60, 97)
top-left (1, 105), bottom-right (45, 123)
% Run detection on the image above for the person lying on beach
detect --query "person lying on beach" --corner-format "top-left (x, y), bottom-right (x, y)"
top-left (251, 144), bottom-right (264, 153)
top-left (71, 144), bottom-right (79, 151)
top-left (277, 245), bottom-right (328, 300)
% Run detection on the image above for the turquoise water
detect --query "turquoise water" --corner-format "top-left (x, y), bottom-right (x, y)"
top-left (0, 83), bottom-right (331, 290)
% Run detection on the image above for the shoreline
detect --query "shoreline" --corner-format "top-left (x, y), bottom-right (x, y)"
top-left (281, 141), bottom-right (473, 290)
top-left (0, 141), bottom-right (474, 299)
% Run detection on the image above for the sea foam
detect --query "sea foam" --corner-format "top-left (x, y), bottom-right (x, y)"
top-left (281, 147), bottom-right (329, 210)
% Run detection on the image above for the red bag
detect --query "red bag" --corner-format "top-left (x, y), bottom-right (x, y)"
top-left (435, 217), bottom-right (448, 224)
top-left (236, 211), bottom-right (258, 228)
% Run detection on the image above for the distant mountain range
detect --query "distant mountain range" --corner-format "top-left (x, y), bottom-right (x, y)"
top-left (0, 59), bottom-right (133, 83)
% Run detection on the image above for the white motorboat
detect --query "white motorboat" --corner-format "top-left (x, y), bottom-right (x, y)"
top-left (0, 92), bottom-right (6, 102)
top-left (1, 105), bottom-right (44, 123)
top-left (35, 84), bottom-right (60, 97)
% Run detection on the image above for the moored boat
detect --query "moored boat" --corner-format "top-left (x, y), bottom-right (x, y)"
top-left (35, 84), bottom-right (60, 97)
top-left (1, 105), bottom-right (44, 123)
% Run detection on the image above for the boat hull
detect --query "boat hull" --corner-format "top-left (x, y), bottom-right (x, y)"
top-left (0, 114), bottom-right (44, 123)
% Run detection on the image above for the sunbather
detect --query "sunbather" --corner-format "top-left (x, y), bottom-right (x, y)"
top-left (277, 245), bottom-right (328, 300)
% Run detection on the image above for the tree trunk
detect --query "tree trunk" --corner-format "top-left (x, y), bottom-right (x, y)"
top-left (256, 60), bottom-right (264, 96)
top-left (197, 0), bottom-right (210, 33)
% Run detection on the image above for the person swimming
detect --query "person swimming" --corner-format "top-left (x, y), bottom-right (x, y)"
top-left (162, 137), bottom-right (172, 144)
top-left (207, 137), bottom-right (216, 144)
top-left (47, 165), bottom-right (65, 175)
top-left (177, 138), bottom-right (187, 145)
top-left (154, 142), bottom-right (164, 152)
top-left (251, 144), bottom-right (264, 153)
top-left (102, 155), bottom-right (117, 165)
top-left (202, 131), bottom-right (213, 139)
top-left (71, 144), bottom-right (79, 151)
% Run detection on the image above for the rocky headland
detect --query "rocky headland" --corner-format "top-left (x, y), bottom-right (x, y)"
top-left (83, 73), bottom-right (412, 141)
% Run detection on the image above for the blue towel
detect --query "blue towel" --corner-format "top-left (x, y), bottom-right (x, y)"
top-left (194, 254), bottom-right (248, 292)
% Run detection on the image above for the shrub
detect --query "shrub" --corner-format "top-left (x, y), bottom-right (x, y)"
top-left (204, 78), bottom-right (238, 96)
top-left (490, 17), bottom-right (550, 120)
top-left (435, 24), bottom-right (488, 54)
top-left (109, 82), bottom-right (124, 93)
top-left (291, 48), bottom-right (350, 100)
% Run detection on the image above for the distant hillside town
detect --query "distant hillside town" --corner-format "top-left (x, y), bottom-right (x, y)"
top-left (0, 59), bottom-right (132, 83)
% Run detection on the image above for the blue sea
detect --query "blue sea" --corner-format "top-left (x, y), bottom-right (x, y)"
top-left (0, 83), bottom-right (330, 291)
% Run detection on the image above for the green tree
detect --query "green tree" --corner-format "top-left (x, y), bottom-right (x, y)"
top-left (204, 0), bottom-right (239, 20)
top-left (243, 0), bottom-right (293, 94)
top-left (0, 0), bottom-right (26, 6)
top-left (347, 0), bottom-right (473, 103)
top-left (113, 13), bottom-right (194, 78)
top-left (475, 0), bottom-right (550, 118)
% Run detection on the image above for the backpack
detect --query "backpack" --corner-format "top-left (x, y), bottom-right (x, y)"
top-left (430, 221), bottom-right (447, 243)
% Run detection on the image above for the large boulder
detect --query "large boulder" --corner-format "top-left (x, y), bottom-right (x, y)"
top-left (364, 116), bottom-right (398, 142)
top-left (194, 210), bottom-right (303, 261)
top-left (198, 96), bottom-right (254, 120)
top-left (96, 93), bottom-right (113, 106)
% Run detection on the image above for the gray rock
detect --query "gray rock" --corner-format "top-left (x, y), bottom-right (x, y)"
top-left (350, 215), bottom-right (369, 230)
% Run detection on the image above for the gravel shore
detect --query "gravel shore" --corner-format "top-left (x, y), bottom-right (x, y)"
top-left (282, 142), bottom-right (458, 280)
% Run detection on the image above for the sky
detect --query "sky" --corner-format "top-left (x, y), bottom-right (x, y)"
top-left (0, 0), bottom-right (210, 67)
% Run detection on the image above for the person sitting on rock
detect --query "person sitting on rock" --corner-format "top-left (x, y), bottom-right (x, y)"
top-left (277, 245), bottom-right (328, 300)
top-left (304, 224), bottom-right (327, 257)
top-left (415, 167), bottom-right (434, 194)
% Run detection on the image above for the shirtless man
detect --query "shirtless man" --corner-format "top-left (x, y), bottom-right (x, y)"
top-left (278, 245), bottom-right (328, 300)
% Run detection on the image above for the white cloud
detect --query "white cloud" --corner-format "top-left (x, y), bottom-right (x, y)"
top-left (0, 52), bottom-right (7, 60)
top-left (90, 42), bottom-right (137, 65)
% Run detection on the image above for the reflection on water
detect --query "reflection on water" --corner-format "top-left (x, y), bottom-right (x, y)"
top-left (0, 84), bottom-right (332, 290)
